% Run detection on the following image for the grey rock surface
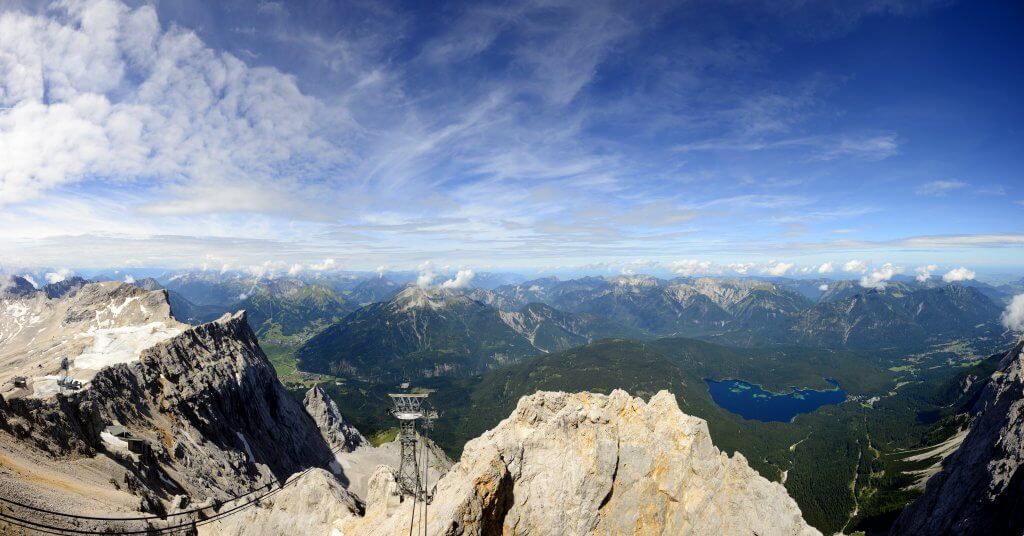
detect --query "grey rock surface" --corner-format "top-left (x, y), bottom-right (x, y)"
top-left (344, 389), bottom-right (819, 536)
top-left (891, 337), bottom-right (1024, 535)
top-left (304, 384), bottom-right (368, 453)
top-left (0, 284), bottom-right (347, 523)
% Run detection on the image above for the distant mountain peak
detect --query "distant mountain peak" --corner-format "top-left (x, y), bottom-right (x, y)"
top-left (389, 284), bottom-right (471, 311)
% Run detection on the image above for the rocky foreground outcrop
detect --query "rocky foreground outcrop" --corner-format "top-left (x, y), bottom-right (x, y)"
top-left (0, 284), bottom-right (351, 530)
top-left (891, 337), bottom-right (1024, 535)
top-left (339, 389), bottom-right (818, 536)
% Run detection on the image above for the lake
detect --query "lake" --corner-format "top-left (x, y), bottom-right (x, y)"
top-left (704, 378), bottom-right (846, 422)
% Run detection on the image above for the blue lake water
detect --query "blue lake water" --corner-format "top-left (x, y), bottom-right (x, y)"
top-left (704, 378), bottom-right (846, 422)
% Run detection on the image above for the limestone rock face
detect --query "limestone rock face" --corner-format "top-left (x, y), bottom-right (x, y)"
top-left (304, 384), bottom-right (368, 452)
top-left (891, 337), bottom-right (1024, 535)
top-left (197, 468), bottom-right (361, 536)
top-left (0, 288), bottom-right (341, 503)
top-left (0, 282), bottom-right (184, 398)
top-left (349, 389), bottom-right (819, 536)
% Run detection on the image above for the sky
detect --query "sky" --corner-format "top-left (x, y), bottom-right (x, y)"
top-left (0, 0), bottom-right (1022, 279)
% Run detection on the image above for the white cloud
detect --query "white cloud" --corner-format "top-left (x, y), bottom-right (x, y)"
top-left (915, 180), bottom-right (967, 196)
top-left (416, 261), bottom-right (436, 288)
top-left (440, 269), bottom-right (475, 289)
top-left (762, 261), bottom-right (794, 276)
top-left (0, 0), bottom-right (339, 210)
top-left (123, 274), bottom-right (135, 284)
top-left (619, 259), bottom-right (658, 276)
top-left (669, 259), bottom-right (714, 276)
top-left (245, 262), bottom-right (279, 279)
top-left (45, 267), bottom-right (73, 284)
top-left (1002, 294), bottom-right (1024, 332)
top-left (843, 259), bottom-right (868, 273)
top-left (859, 263), bottom-right (904, 290)
top-left (22, 274), bottom-right (39, 288)
top-left (288, 264), bottom-right (304, 276)
top-left (914, 264), bottom-right (938, 282)
top-left (817, 262), bottom-right (834, 274)
top-left (728, 263), bottom-right (755, 275)
top-left (942, 267), bottom-right (976, 282)
top-left (818, 283), bottom-right (829, 291)
top-left (309, 258), bottom-right (337, 271)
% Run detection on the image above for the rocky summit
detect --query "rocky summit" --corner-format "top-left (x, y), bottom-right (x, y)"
top-left (340, 390), bottom-right (819, 536)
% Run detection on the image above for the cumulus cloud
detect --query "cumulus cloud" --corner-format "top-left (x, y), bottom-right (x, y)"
top-left (416, 261), bottom-right (436, 288)
top-left (45, 267), bottom-right (73, 284)
top-left (915, 180), bottom-right (967, 196)
top-left (245, 262), bottom-right (277, 279)
top-left (915, 264), bottom-right (937, 282)
top-left (668, 259), bottom-right (715, 276)
top-left (818, 283), bottom-right (829, 291)
top-left (309, 258), bottom-right (337, 271)
top-left (123, 274), bottom-right (135, 284)
top-left (440, 269), bottom-right (475, 289)
top-left (762, 261), bottom-right (794, 276)
top-left (859, 263), bottom-right (904, 290)
top-left (942, 267), bottom-right (976, 282)
top-left (0, 0), bottom-right (338, 209)
top-left (843, 259), bottom-right (869, 273)
top-left (817, 262), bottom-right (834, 274)
top-left (1002, 294), bottom-right (1024, 332)
top-left (288, 264), bottom-right (304, 276)
top-left (728, 263), bottom-right (755, 275)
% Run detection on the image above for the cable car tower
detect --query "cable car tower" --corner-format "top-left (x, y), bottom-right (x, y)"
top-left (388, 392), bottom-right (437, 501)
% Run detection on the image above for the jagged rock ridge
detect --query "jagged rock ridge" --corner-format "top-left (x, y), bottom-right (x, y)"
top-left (891, 337), bottom-right (1024, 535)
top-left (0, 283), bottom-right (350, 521)
top-left (304, 384), bottom-right (368, 453)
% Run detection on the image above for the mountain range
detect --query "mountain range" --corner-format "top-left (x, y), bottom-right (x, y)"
top-left (288, 274), bottom-right (1009, 381)
top-left (296, 285), bottom-right (637, 381)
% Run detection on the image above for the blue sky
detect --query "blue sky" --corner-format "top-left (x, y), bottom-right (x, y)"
top-left (0, 0), bottom-right (1022, 279)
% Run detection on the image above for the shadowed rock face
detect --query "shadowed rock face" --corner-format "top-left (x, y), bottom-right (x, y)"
top-left (0, 305), bottom-right (341, 502)
top-left (304, 384), bottom-right (368, 453)
top-left (891, 337), bottom-right (1024, 536)
top-left (344, 389), bottom-right (820, 536)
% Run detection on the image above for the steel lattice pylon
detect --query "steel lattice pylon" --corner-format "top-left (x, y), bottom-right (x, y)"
top-left (388, 393), bottom-right (437, 501)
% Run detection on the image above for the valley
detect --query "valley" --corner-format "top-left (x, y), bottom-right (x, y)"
top-left (0, 270), bottom-right (1019, 534)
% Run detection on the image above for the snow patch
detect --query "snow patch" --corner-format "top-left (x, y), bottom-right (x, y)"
top-left (74, 323), bottom-right (181, 370)
top-left (110, 296), bottom-right (140, 316)
top-left (30, 375), bottom-right (62, 398)
top-left (101, 431), bottom-right (129, 450)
